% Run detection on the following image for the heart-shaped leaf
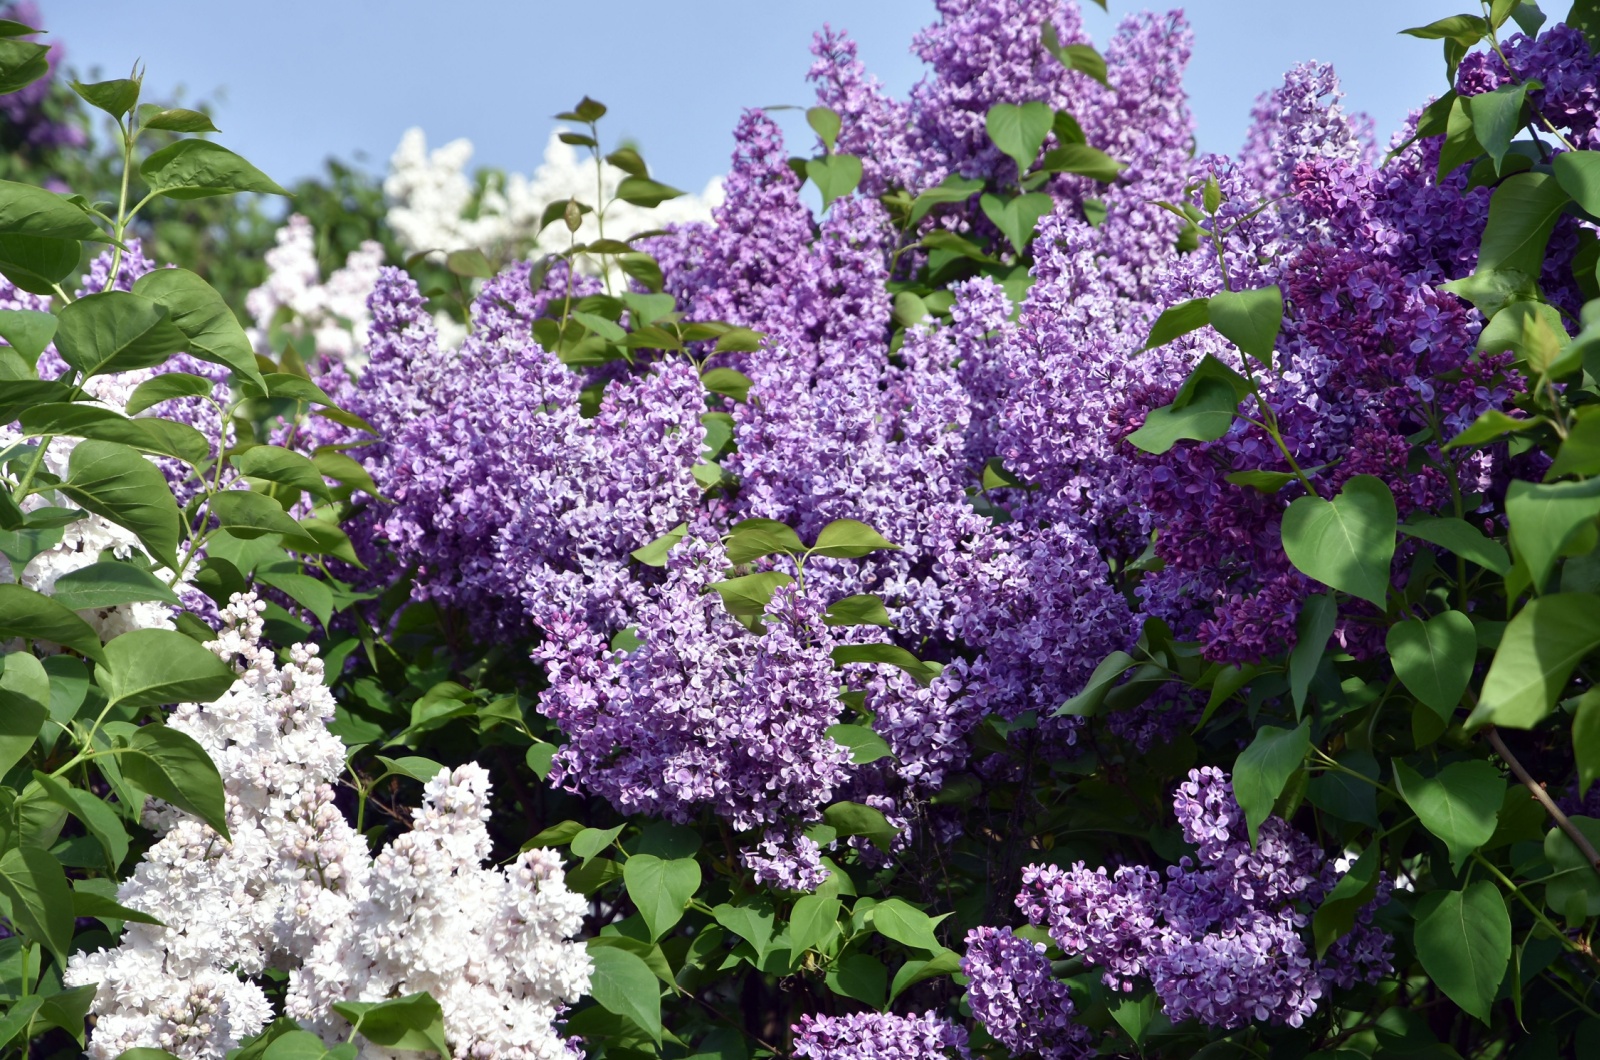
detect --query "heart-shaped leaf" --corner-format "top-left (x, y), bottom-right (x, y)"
top-left (1281, 475), bottom-right (1397, 609)
top-left (1387, 610), bottom-right (1476, 719)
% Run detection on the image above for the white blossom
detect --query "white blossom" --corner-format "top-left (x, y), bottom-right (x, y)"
top-left (383, 127), bottom-right (723, 262)
top-left (245, 214), bottom-right (386, 368)
top-left (67, 594), bottom-right (592, 1060)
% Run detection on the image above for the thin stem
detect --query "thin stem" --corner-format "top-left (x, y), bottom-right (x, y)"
top-left (1484, 726), bottom-right (1600, 879)
top-left (10, 435), bottom-right (51, 503)
top-left (1472, 852), bottom-right (1599, 967)
top-left (105, 115), bottom-right (137, 291)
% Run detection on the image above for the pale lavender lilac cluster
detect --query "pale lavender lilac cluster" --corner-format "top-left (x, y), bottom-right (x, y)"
top-left (792, 1011), bottom-right (969, 1060)
top-left (961, 926), bottom-right (1090, 1060)
top-left (0, 2), bottom-right (85, 154)
top-left (1016, 768), bottom-right (1392, 1031)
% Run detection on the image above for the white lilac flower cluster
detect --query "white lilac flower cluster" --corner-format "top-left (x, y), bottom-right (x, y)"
top-left (66, 594), bottom-right (592, 1060)
top-left (383, 127), bottom-right (723, 263)
top-left (245, 214), bottom-right (387, 368)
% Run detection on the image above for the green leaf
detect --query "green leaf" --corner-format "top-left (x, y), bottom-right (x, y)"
top-left (713, 898), bottom-right (776, 965)
top-left (0, 845), bottom-right (72, 963)
top-left (701, 367), bottom-right (753, 403)
top-left (1394, 760), bottom-right (1503, 871)
top-left (1556, 150), bottom-right (1600, 220)
top-left (587, 942), bottom-right (663, 1043)
top-left (117, 722), bottom-right (230, 838)
top-left (140, 139), bottom-right (289, 200)
top-left (623, 854), bottom-right (701, 940)
top-left (788, 894), bottom-right (841, 959)
top-left (207, 489), bottom-right (310, 543)
top-left (823, 801), bottom-right (901, 852)
top-left (1543, 816), bottom-right (1600, 920)
top-left (908, 175), bottom-right (984, 226)
top-left (1577, 689), bottom-right (1600, 799)
top-left (822, 594), bottom-right (892, 627)
top-left (1232, 722), bottom-right (1310, 845)
top-left (71, 77), bottom-right (140, 119)
top-left (1388, 610), bottom-right (1476, 720)
top-left (806, 155), bottom-right (863, 211)
top-left (826, 723), bottom-right (894, 764)
top-left (615, 176), bottom-right (684, 208)
top-left (1059, 42), bottom-right (1110, 87)
top-left (524, 819), bottom-right (585, 849)
top-left (1467, 81), bottom-right (1536, 175)
top-left (1399, 517), bottom-right (1512, 575)
top-left (631, 523), bottom-right (686, 567)
top-left (1127, 353), bottom-right (1251, 455)
top-left (0, 233), bottom-right (81, 296)
top-left (1143, 297), bottom-right (1210, 350)
top-left (32, 772), bottom-right (128, 871)
top-left (1056, 650), bottom-right (1137, 717)
top-left (723, 518), bottom-right (804, 565)
top-left (0, 308), bottom-right (54, 366)
top-left (1288, 593), bottom-right (1337, 713)
top-left (0, 584), bottom-right (105, 662)
top-left (985, 101), bottom-right (1054, 175)
top-left (234, 446), bottom-right (333, 503)
top-left (125, 372), bottom-right (215, 416)
top-left (1312, 843), bottom-right (1381, 958)
top-left (0, 38), bottom-right (49, 96)
top-left (830, 643), bottom-right (941, 684)
top-left (1401, 14), bottom-right (1488, 43)
top-left (49, 560), bottom-right (181, 611)
top-left (826, 953), bottom-right (886, 1007)
top-left (1506, 477), bottom-right (1600, 591)
top-left (1208, 285), bottom-right (1282, 365)
top-left (1034, 143), bottom-right (1122, 182)
top-left (133, 268), bottom-right (267, 390)
top-left (34, 981), bottom-right (95, 1045)
top-left (1414, 881), bottom-right (1510, 1024)
top-left (71, 887), bottom-right (162, 926)
top-left (570, 824), bottom-right (625, 863)
top-left (0, 178), bottom-right (103, 241)
top-left (19, 403), bottom-right (209, 466)
top-left (979, 192), bottom-right (1054, 253)
top-left (710, 571), bottom-right (793, 617)
top-left (812, 518), bottom-right (898, 558)
top-left (807, 106), bottom-right (842, 153)
top-left (141, 108), bottom-right (219, 133)
top-left (331, 993), bottom-right (449, 1056)
top-left (1281, 474), bottom-right (1397, 609)
top-left (1476, 170), bottom-right (1571, 278)
top-left (261, 1030), bottom-right (349, 1060)
top-left (1477, 299), bottom-right (1570, 376)
top-left (871, 897), bottom-right (942, 951)
top-left (1110, 994), bottom-right (1160, 1046)
top-left (712, 326), bottom-right (763, 354)
top-left (889, 947), bottom-right (963, 1003)
top-left (53, 291), bottom-right (187, 379)
top-left (1470, 593), bottom-right (1600, 729)
top-left (256, 567), bottom-right (333, 629)
top-left (100, 626), bottom-right (235, 709)
top-left (0, 651), bottom-right (48, 776)
top-left (445, 248), bottom-right (493, 279)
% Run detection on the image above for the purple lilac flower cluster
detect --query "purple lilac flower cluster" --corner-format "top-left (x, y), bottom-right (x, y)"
top-left (961, 925), bottom-right (1091, 1060)
top-left (330, 264), bottom-right (701, 634)
top-left (791, 1011), bottom-right (969, 1060)
top-left (1016, 768), bottom-right (1392, 1030)
top-left (534, 533), bottom-right (852, 834)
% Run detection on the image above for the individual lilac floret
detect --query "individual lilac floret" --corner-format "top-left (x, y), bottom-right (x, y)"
top-left (792, 1012), bottom-right (970, 1060)
top-left (962, 926), bottom-right (1091, 1060)
top-left (1017, 768), bottom-right (1392, 1031)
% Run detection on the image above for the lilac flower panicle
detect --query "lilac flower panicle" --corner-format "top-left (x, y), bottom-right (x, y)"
top-left (1018, 769), bottom-right (1392, 1030)
top-left (792, 1012), bottom-right (970, 1060)
top-left (962, 926), bottom-right (1090, 1060)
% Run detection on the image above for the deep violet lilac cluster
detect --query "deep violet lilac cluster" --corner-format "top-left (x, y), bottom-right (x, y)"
top-left (1016, 768), bottom-right (1392, 1030)
top-left (791, 1012), bottom-right (969, 1060)
top-left (961, 926), bottom-right (1090, 1060)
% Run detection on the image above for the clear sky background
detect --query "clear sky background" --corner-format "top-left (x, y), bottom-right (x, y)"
top-left (41, 1), bottom-right (1577, 193)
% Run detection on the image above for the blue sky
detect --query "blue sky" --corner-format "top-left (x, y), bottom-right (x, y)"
top-left (44, 1), bottom-right (1574, 192)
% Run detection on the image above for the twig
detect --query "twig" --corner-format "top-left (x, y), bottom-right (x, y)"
top-left (1484, 726), bottom-right (1600, 879)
